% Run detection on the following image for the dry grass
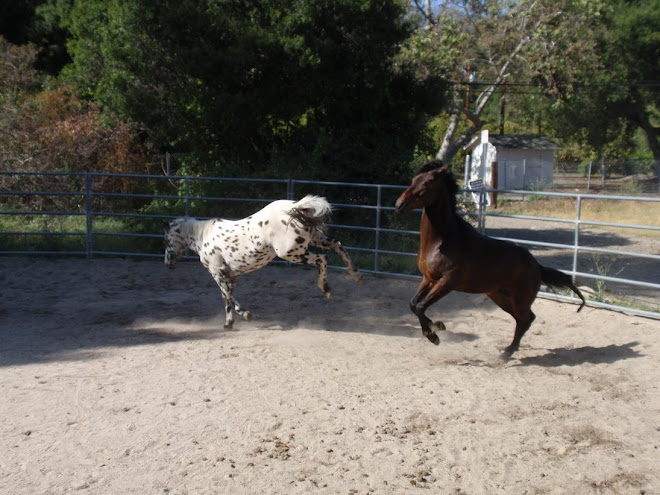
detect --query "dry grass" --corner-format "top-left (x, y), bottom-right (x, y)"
top-left (497, 197), bottom-right (660, 238)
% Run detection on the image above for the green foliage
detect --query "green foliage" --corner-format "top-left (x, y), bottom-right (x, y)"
top-left (545, 0), bottom-right (660, 161)
top-left (33, 0), bottom-right (445, 183)
top-left (1, 0), bottom-right (657, 185)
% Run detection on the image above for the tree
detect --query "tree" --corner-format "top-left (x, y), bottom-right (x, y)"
top-left (39, 0), bottom-right (444, 182)
top-left (0, 0), bottom-right (70, 74)
top-left (0, 37), bottom-right (40, 169)
top-left (406, 0), bottom-right (610, 166)
top-left (547, 0), bottom-right (659, 164)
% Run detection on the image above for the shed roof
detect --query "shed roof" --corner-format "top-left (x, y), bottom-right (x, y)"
top-left (490, 134), bottom-right (561, 150)
top-left (464, 133), bottom-right (561, 151)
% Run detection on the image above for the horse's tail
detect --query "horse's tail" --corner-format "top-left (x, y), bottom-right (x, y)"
top-left (288, 195), bottom-right (332, 232)
top-left (540, 265), bottom-right (586, 312)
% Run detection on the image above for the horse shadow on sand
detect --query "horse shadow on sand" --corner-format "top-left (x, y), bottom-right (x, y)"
top-left (511, 341), bottom-right (643, 367)
top-left (0, 262), bottom-right (641, 368)
top-left (241, 269), bottom-right (481, 343)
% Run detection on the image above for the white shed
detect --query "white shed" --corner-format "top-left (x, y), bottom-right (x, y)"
top-left (464, 131), bottom-right (561, 196)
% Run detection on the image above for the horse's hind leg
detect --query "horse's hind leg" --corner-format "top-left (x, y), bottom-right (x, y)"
top-left (487, 291), bottom-right (536, 360)
top-left (310, 233), bottom-right (362, 284)
top-left (281, 250), bottom-right (331, 298)
top-left (501, 312), bottom-right (535, 360)
top-left (410, 278), bottom-right (453, 345)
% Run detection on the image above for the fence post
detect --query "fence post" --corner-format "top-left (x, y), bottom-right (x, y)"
top-left (85, 172), bottom-right (93, 259)
top-left (478, 190), bottom-right (486, 234)
top-left (572, 196), bottom-right (582, 284)
top-left (374, 186), bottom-right (382, 272)
top-left (184, 178), bottom-right (190, 216)
top-left (489, 161), bottom-right (498, 208)
top-left (287, 179), bottom-right (294, 201)
top-left (522, 159), bottom-right (527, 200)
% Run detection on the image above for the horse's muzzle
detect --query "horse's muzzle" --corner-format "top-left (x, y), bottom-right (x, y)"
top-left (394, 198), bottom-right (407, 214)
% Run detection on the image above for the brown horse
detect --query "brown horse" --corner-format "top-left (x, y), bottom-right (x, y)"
top-left (394, 160), bottom-right (585, 360)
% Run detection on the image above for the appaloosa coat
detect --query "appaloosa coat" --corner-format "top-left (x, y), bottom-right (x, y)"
top-left (164, 195), bottom-right (362, 328)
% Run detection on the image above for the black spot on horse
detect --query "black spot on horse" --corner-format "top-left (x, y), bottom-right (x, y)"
top-left (258, 221), bottom-right (263, 227)
top-left (295, 236), bottom-right (305, 245)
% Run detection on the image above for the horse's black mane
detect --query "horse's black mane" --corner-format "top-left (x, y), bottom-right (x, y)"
top-left (416, 159), bottom-right (459, 213)
top-left (416, 160), bottom-right (441, 175)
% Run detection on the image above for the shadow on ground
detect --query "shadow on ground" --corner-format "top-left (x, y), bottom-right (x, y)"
top-left (512, 342), bottom-right (642, 367)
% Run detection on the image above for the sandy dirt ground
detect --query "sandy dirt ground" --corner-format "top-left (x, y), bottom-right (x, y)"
top-left (1, 257), bottom-right (659, 495)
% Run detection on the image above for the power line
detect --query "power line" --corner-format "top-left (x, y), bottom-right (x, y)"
top-left (449, 80), bottom-right (660, 89)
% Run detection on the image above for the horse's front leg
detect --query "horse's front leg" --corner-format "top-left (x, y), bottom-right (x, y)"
top-left (410, 277), bottom-right (453, 345)
top-left (226, 278), bottom-right (252, 323)
top-left (209, 270), bottom-right (249, 328)
top-left (212, 274), bottom-right (236, 329)
top-left (310, 233), bottom-right (362, 284)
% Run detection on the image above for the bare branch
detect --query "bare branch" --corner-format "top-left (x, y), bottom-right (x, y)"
top-left (411, 0), bottom-right (436, 26)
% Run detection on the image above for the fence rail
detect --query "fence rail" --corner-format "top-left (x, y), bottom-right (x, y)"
top-left (1, 171), bottom-right (658, 319)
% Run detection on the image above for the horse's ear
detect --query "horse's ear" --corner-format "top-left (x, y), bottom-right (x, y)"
top-left (163, 220), bottom-right (171, 231)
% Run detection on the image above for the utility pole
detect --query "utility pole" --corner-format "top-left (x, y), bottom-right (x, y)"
top-left (498, 87), bottom-right (506, 134)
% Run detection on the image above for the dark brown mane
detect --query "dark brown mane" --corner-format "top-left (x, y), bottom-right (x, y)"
top-left (416, 159), bottom-right (459, 213)
top-left (415, 160), bottom-right (442, 175)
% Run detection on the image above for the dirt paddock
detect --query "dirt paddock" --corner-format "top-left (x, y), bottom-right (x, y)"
top-left (1, 258), bottom-right (659, 494)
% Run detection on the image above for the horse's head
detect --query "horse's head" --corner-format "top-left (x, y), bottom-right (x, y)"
top-left (395, 160), bottom-right (456, 213)
top-left (163, 219), bottom-right (186, 269)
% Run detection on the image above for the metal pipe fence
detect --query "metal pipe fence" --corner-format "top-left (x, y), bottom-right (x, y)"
top-left (1, 171), bottom-right (658, 319)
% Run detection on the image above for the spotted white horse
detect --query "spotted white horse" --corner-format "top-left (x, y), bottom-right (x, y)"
top-left (163, 195), bottom-right (362, 328)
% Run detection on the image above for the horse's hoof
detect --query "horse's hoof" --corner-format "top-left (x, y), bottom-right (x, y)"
top-left (499, 348), bottom-right (514, 361)
top-left (224, 322), bottom-right (234, 330)
top-left (324, 291), bottom-right (332, 299)
top-left (431, 321), bottom-right (446, 332)
top-left (243, 311), bottom-right (252, 321)
top-left (355, 275), bottom-right (363, 284)
top-left (426, 333), bottom-right (440, 345)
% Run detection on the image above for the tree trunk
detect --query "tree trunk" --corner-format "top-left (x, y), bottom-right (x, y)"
top-left (631, 89), bottom-right (660, 163)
